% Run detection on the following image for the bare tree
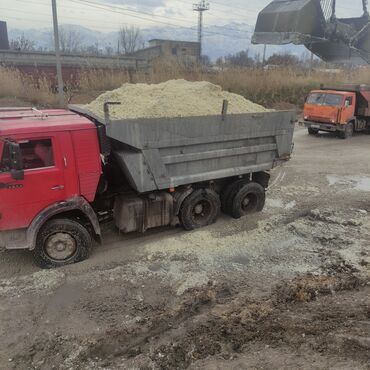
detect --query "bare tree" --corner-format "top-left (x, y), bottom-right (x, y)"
top-left (118, 25), bottom-right (142, 54)
top-left (104, 44), bottom-right (114, 56)
top-left (58, 26), bottom-right (84, 53)
top-left (9, 34), bottom-right (36, 51)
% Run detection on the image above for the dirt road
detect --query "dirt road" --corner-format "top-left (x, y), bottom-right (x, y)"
top-left (1, 126), bottom-right (370, 369)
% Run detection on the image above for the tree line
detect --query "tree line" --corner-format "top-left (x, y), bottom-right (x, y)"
top-left (215, 50), bottom-right (319, 68)
top-left (9, 25), bottom-right (144, 56)
top-left (9, 25), bottom-right (321, 68)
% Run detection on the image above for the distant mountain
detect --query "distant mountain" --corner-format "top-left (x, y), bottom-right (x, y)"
top-left (8, 23), bottom-right (305, 60)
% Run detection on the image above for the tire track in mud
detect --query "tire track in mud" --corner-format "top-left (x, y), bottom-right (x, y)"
top-left (12, 270), bottom-right (367, 370)
top-left (3, 204), bottom-right (370, 369)
top-left (82, 273), bottom-right (369, 369)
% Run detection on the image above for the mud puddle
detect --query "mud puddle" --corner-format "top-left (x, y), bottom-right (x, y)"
top-left (327, 175), bottom-right (370, 192)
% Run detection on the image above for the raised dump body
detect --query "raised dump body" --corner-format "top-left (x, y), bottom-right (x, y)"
top-left (69, 105), bottom-right (295, 193)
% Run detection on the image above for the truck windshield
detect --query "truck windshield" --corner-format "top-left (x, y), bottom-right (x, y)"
top-left (307, 93), bottom-right (343, 107)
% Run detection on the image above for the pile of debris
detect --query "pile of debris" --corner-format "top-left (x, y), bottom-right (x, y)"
top-left (86, 79), bottom-right (268, 120)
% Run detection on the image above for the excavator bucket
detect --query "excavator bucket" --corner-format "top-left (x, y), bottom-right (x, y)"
top-left (307, 39), bottom-right (370, 64)
top-left (252, 0), bottom-right (370, 65)
top-left (252, 0), bottom-right (326, 45)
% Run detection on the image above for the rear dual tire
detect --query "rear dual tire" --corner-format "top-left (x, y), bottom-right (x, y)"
top-left (222, 181), bottom-right (266, 219)
top-left (179, 189), bottom-right (221, 231)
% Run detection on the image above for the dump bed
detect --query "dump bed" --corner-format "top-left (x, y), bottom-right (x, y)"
top-left (69, 105), bottom-right (295, 193)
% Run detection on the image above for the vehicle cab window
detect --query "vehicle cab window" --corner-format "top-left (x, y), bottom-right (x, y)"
top-left (345, 96), bottom-right (353, 107)
top-left (307, 93), bottom-right (325, 105)
top-left (20, 139), bottom-right (54, 170)
top-left (0, 139), bottom-right (55, 173)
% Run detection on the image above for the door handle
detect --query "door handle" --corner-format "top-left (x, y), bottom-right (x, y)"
top-left (51, 185), bottom-right (65, 191)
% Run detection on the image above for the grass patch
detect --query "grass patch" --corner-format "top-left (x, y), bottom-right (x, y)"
top-left (1, 62), bottom-right (369, 109)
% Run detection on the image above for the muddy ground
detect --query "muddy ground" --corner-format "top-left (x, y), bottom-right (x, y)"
top-left (1, 126), bottom-right (370, 369)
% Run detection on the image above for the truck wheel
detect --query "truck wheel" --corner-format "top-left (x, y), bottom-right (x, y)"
top-left (179, 189), bottom-right (220, 231)
top-left (308, 127), bottom-right (318, 135)
top-left (221, 179), bottom-right (246, 214)
top-left (339, 122), bottom-right (353, 139)
top-left (227, 182), bottom-right (266, 219)
top-left (33, 219), bottom-right (92, 269)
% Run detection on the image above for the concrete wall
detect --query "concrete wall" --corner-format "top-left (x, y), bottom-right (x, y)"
top-left (0, 50), bottom-right (149, 83)
top-left (0, 50), bottom-right (148, 69)
top-left (130, 46), bottom-right (162, 61)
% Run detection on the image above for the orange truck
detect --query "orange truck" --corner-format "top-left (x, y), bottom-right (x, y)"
top-left (303, 85), bottom-right (370, 139)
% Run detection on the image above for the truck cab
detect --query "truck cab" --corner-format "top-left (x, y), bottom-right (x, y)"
top-left (303, 90), bottom-right (357, 139)
top-left (0, 108), bottom-right (102, 267)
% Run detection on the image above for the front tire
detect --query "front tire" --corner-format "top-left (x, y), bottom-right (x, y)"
top-left (179, 189), bottom-right (220, 231)
top-left (33, 219), bottom-right (92, 269)
top-left (339, 122), bottom-right (353, 139)
top-left (308, 127), bottom-right (319, 135)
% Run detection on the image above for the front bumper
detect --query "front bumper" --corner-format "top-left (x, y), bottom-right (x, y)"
top-left (301, 121), bottom-right (346, 132)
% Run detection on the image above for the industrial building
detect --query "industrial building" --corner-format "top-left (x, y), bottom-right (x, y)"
top-left (132, 39), bottom-right (201, 64)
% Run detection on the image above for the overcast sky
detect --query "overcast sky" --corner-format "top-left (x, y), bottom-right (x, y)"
top-left (0, 0), bottom-right (365, 32)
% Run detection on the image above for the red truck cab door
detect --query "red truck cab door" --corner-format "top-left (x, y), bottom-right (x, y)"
top-left (339, 94), bottom-right (356, 124)
top-left (0, 135), bottom-right (66, 231)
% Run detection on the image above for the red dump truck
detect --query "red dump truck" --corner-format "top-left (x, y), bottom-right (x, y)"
top-left (0, 105), bottom-right (295, 268)
top-left (303, 85), bottom-right (370, 139)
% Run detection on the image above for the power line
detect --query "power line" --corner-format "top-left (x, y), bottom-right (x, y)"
top-left (68, 0), bottom-right (250, 35)
top-left (4, 9), bottom-right (252, 38)
top-left (7, 0), bottom-right (252, 41)
top-left (0, 8), bottom-right (135, 31)
top-left (9, 0), bottom-right (252, 35)
top-left (68, 0), bottom-right (249, 39)
top-left (171, 0), bottom-right (260, 26)
top-left (173, 0), bottom-right (260, 15)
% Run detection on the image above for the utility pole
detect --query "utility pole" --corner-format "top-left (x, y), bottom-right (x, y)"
top-left (262, 44), bottom-right (267, 65)
top-left (363, 0), bottom-right (369, 17)
top-left (193, 0), bottom-right (210, 62)
top-left (331, 0), bottom-right (336, 20)
top-left (309, 51), bottom-right (314, 75)
top-left (51, 0), bottom-right (65, 107)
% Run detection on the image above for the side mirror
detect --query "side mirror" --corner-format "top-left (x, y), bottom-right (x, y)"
top-left (8, 142), bottom-right (24, 180)
top-left (11, 169), bottom-right (24, 181)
